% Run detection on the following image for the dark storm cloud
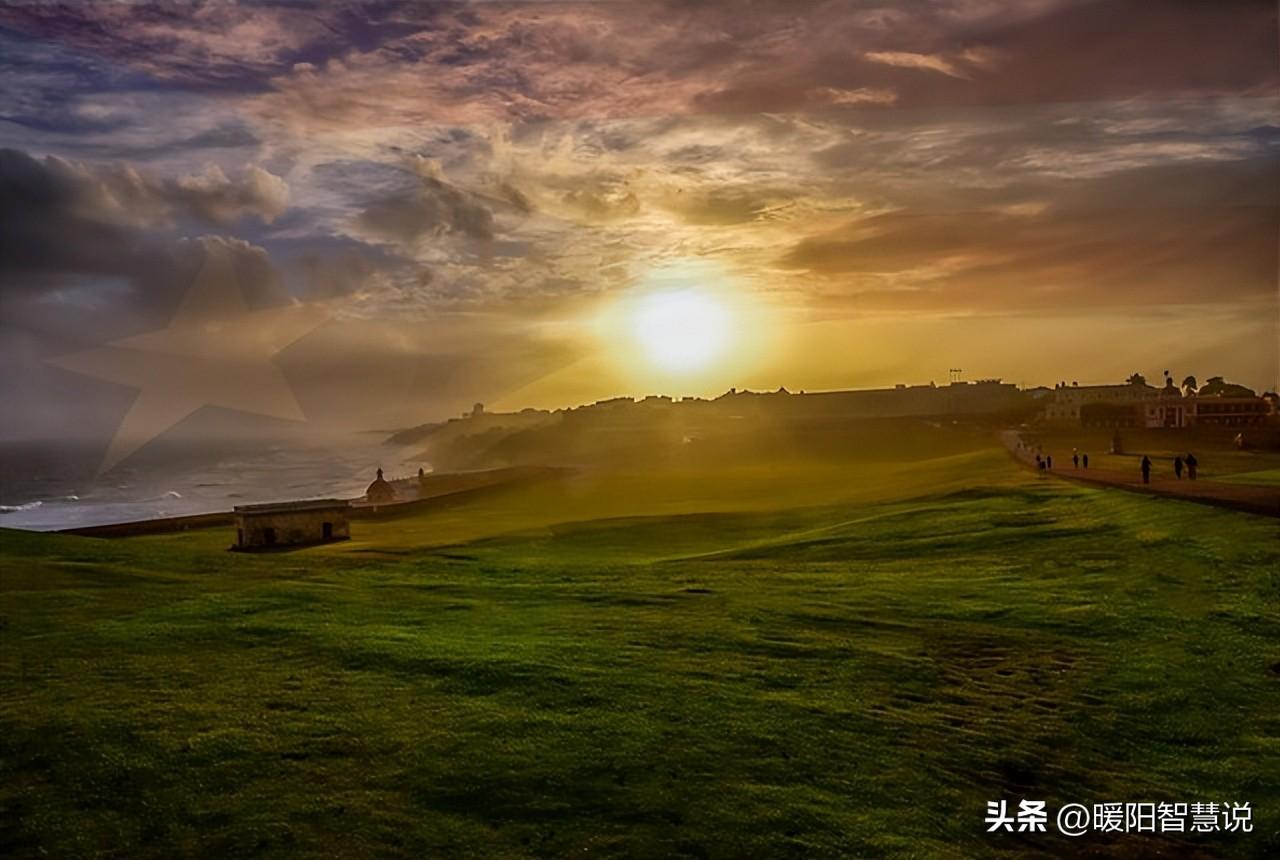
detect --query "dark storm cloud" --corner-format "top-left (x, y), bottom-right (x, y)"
top-left (1, 148), bottom-right (149, 287)
top-left (0, 148), bottom-right (286, 238)
top-left (0, 148), bottom-right (291, 339)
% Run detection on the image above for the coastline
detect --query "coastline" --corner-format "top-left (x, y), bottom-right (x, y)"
top-left (51, 466), bottom-right (572, 539)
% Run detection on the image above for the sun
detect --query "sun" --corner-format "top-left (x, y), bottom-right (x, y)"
top-left (631, 289), bottom-right (731, 373)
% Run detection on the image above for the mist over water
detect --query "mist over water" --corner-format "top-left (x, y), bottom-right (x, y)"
top-left (0, 435), bottom-right (423, 531)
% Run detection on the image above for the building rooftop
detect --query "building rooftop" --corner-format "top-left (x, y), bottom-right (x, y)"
top-left (234, 499), bottom-right (351, 515)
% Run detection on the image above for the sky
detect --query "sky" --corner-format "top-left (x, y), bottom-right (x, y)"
top-left (1, 0), bottom-right (1277, 453)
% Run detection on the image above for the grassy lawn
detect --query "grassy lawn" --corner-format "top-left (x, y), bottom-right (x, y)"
top-left (1216, 469), bottom-right (1280, 489)
top-left (2, 445), bottom-right (1279, 858)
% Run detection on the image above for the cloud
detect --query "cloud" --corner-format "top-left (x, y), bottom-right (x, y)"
top-left (811, 87), bottom-right (899, 107)
top-left (0, 148), bottom-right (294, 332)
top-left (557, 178), bottom-right (641, 223)
top-left (779, 157), bottom-right (1279, 312)
top-left (172, 164), bottom-right (289, 225)
top-left (0, 149), bottom-right (287, 238)
top-left (0, 1), bottom-right (408, 90)
top-left (2, 0), bottom-right (1278, 418)
top-left (6, 1), bottom-right (1276, 136)
top-left (352, 169), bottom-right (496, 246)
top-left (864, 51), bottom-right (967, 79)
top-left (656, 188), bottom-right (779, 226)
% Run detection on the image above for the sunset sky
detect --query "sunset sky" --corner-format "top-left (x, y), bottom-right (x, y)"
top-left (1, 0), bottom-right (1277, 447)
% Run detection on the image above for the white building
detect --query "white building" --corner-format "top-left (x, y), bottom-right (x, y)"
top-left (1041, 383), bottom-right (1158, 424)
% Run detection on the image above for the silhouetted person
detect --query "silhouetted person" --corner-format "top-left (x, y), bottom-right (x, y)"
top-left (1173, 456), bottom-right (1183, 480)
top-left (1140, 456), bottom-right (1152, 484)
top-left (1046, 455), bottom-right (1052, 470)
top-left (1186, 452), bottom-right (1198, 480)
top-left (1035, 453), bottom-right (1042, 468)
top-left (1072, 453), bottom-right (1079, 469)
top-left (1082, 453), bottom-right (1089, 469)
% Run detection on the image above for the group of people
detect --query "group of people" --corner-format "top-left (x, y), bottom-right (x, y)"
top-left (1033, 451), bottom-right (1087, 472)
top-left (1021, 440), bottom-right (1202, 486)
top-left (1140, 452), bottom-right (1198, 484)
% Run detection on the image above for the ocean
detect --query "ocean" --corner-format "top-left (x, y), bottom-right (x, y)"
top-left (0, 435), bottom-right (425, 531)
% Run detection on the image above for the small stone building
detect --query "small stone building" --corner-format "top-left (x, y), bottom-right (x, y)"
top-left (232, 499), bottom-right (350, 550)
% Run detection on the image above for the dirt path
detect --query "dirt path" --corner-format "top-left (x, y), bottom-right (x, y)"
top-left (999, 431), bottom-right (1280, 518)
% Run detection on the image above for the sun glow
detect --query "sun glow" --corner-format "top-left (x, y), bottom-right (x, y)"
top-left (631, 289), bottom-right (731, 373)
top-left (564, 260), bottom-right (785, 400)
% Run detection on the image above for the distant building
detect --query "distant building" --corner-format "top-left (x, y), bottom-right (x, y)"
top-left (233, 499), bottom-right (350, 550)
top-left (1080, 391), bottom-right (1269, 429)
top-left (1190, 395), bottom-right (1270, 427)
top-left (1141, 384), bottom-right (1190, 428)
top-left (786, 378), bottom-right (1024, 419)
top-left (1043, 382), bottom-right (1157, 424)
top-left (1080, 402), bottom-right (1143, 429)
top-left (365, 467), bottom-right (396, 504)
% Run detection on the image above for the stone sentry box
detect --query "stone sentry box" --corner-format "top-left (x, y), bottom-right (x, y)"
top-left (232, 499), bottom-right (351, 551)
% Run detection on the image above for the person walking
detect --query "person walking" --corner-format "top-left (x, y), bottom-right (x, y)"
top-left (1186, 452), bottom-right (1198, 480)
top-left (1046, 454), bottom-right (1053, 470)
top-left (1140, 455), bottom-right (1152, 484)
top-left (1082, 453), bottom-right (1089, 469)
top-left (1072, 452), bottom-right (1080, 469)
top-left (1174, 456), bottom-right (1184, 479)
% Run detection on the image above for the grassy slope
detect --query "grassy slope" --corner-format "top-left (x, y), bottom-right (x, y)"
top-left (2, 446), bottom-right (1279, 858)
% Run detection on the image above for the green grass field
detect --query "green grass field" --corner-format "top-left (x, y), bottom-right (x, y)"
top-left (3, 442), bottom-right (1279, 858)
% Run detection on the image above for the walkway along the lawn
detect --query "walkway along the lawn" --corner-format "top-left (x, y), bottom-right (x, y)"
top-left (999, 431), bottom-right (1280, 519)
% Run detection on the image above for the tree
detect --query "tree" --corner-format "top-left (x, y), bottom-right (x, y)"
top-left (1199, 376), bottom-right (1255, 398)
top-left (1126, 373), bottom-right (1147, 386)
top-left (1182, 375), bottom-right (1197, 392)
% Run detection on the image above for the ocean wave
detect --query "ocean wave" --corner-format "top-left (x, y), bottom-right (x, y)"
top-left (0, 500), bottom-right (43, 514)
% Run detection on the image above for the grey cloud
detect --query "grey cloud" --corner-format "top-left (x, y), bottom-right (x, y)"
top-left (171, 164), bottom-right (288, 225)
top-left (290, 250), bottom-right (382, 300)
top-left (354, 175), bottom-right (496, 245)
top-left (0, 149), bottom-right (287, 237)
top-left (0, 148), bottom-right (291, 333)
